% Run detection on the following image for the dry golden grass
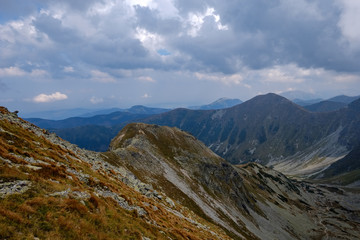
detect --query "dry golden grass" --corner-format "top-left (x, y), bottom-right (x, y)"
top-left (0, 114), bottom-right (232, 240)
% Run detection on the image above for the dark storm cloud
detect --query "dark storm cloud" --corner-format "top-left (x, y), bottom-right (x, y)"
top-left (168, 0), bottom-right (360, 73)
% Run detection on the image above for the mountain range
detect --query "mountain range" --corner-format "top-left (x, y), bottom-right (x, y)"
top-left (144, 94), bottom-right (360, 178)
top-left (189, 97), bottom-right (243, 110)
top-left (1, 107), bottom-right (360, 239)
top-left (24, 93), bottom-right (360, 186)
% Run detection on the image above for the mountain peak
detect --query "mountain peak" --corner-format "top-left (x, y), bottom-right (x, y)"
top-left (109, 123), bottom-right (216, 160)
top-left (240, 93), bottom-right (299, 110)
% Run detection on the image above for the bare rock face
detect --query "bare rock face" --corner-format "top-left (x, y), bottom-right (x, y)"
top-left (109, 123), bottom-right (360, 240)
top-left (0, 180), bottom-right (31, 198)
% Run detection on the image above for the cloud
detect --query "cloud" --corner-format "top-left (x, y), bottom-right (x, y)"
top-left (63, 66), bottom-right (74, 72)
top-left (91, 70), bottom-right (116, 83)
top-left (338, 0), bottom-right (360, 50)
top-left (33, 92), bottom-right (68, 103)
top-left (138, 76), bottom-right (156, 82)
top-left (334, 74), bottom-right (360, 83)
top-left (0, 66), bottom-right (47, 77)
top-left (195, 72), bottom-right (243, 85)
top-left (90, 96), bottom-right (104, 104)
top-left (0, 0), bottom-right (360, 111)
top-left (258, 65), bottom-right (306, 83)
top-left (142, 93), bottom-right (151, 98)
top-left (0, 66), bottom-right (25, 77)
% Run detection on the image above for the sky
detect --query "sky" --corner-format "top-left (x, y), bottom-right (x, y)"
top-left (1, 0), bottom-right (360, 113)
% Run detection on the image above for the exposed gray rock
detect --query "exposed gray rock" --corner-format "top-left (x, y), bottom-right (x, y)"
top-left (95, 188), bottom-right (147, 216)
top-left (0, 180), bottom-right (31, 198)
top-left (71, 191), bottom-right (91, 200)
top-left (48, 188), bottom-right (71, 198)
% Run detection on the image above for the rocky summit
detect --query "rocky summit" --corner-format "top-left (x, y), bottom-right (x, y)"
top-left (1, 106), bottom-right (360, 239)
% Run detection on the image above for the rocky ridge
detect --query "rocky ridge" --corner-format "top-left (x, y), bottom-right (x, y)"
top-left (108, 122), bottom-right (360, 239)
top-left (0, 107), bottom-right (230, 239)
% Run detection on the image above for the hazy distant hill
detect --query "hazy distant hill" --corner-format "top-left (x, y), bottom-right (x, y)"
top-left (328, 95), bottom-right (360, 104)
top-left (26, 112), bottom-right (150, 129)
top-left (190, 97), bottom-right (243, 110)
top-left (303, 100), bottom-right (347, 112)
top-left (20, 108), bottom-right (100, 120)
top-left (301, 95), bottom-right (360, 112)
top-left (79, 105), bottom-right (169, 118)
top-left (292, 98), bottom-right (323, 106)
top-left (280, 90), bottom-right (318, 101)
top-left (26, 106), bottom-right (170, 129)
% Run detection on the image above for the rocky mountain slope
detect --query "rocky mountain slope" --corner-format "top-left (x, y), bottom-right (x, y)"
top-left (107, 122), bottom-right (360, 239)
top-left (0, 107), bottom-right (231, 240)
top-left (1, 106), bottom-right (360, 239)
top-left (144, 93), bottom-right (360, 178)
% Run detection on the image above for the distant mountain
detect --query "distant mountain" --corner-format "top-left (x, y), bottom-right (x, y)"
top-left (292, 98), bottom-right (323, 106)
top-left (26, 112), bottom-right (151, 129)
top-left (280, 90), bottom-right (318, 100)
top-left (303, 100), bottom-right (347, 112)
top-left (79, 105), bottom-right (169, 118)
top-left (124, 105), bottom-right (170, 114)
top-left (144, 93), bottom-right (360, 179)
top-left (190, 97), bottom-right (243, 110)
top-left (21, 105), bottom-right (170, 120)
top-left (328, 95), bottom-right (360, 104)
top-left (301, 95), bottom-right (360, 112)
top-left (78, 108), bottom-right (123, 117)
top-left (25, 105), bottom-right (170, 130)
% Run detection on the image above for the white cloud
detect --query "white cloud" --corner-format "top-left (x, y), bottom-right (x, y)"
top-left (63, 66), bottom-right (75, 72)
top-left (0, 66), bottom-right (48, 77)
top-left (90, 96), bottom-right (104, 104)
top-left (187, 7), bottom-right (228, 37)
top-left (338, 0), bottom-right (360, 50)
top-left (33, 92), bottom-right (68, 103)
top-left (195, 72), bottom-right (243, 85)
top-left (138, 76), bottom-right (156, 82)
top-left (91, 70), bottom-right (116, 83)
top-left (257, 64), bottom-right (310, 83)
top-left (142, 93), bottom-right (151, 98)
top-left (334, 74), bottom-right (360, 83)
top-left (0, 66), bottom-right (26, 77)
top-left (135, 27), bottom-right (164, 54)
top-left (126, 0), bottom-right (178, 18)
